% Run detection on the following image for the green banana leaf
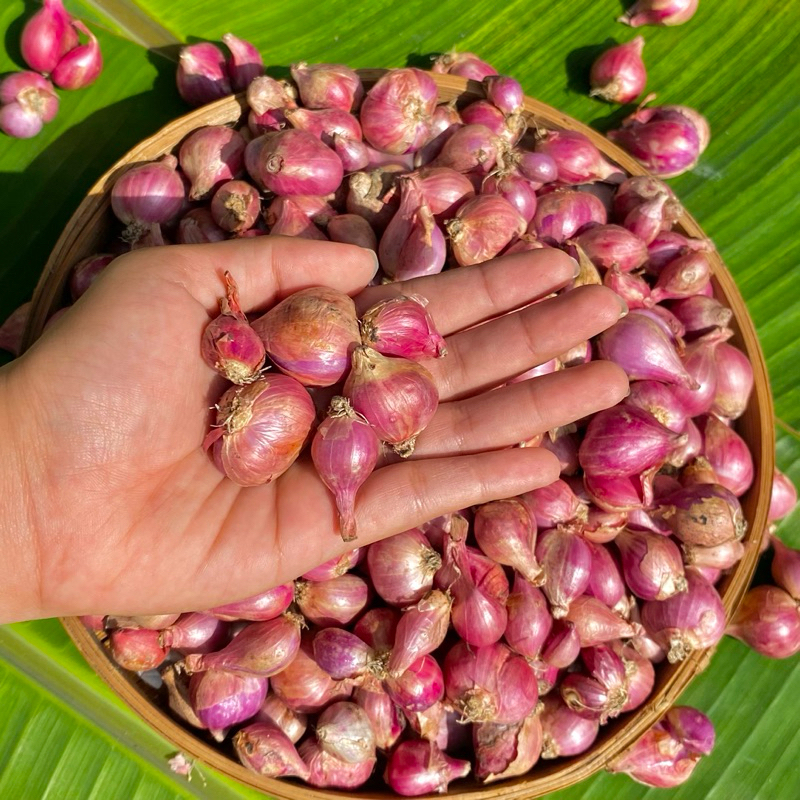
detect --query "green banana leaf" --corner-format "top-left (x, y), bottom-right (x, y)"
top-left (1, 0), bottom-right (798, 797)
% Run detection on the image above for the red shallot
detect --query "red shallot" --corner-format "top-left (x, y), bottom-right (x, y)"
top-left (246, 130), bottom-right (344, 196)
top-left (183, 613), bottom-right (303, 677)
top-left (294, 574), bottom-right (369, 627)
top-left (474, 498), bottom-right (543, 585)
top-left (598, 311), bottom-right (697, 388)
top-left (271, 635), bottom-right (353, 712)
top-left (473, 715), bottom-right (543, 783)
top-left (619, 0), bottom-right (699, 28)
top-left (311, 396), bottom-right (380, 542)
top-left (384, 739), bottom-right (470, 796)
top-left (344, 346), bottom-right (439, 456)
top-left (503, 573), bottom-right (552, 658)
top-left (189, 668), bottom-right (267, 732)
top-left (565, 595), bottom-right (642, 647)
top-left (207, 583), bottom-right (294, 622)
top-left (176, 42), bottom-right (232, 107)
top-left (540, 693), bottom-right (600, 758)
top-left (446, 194), bottom-right (526, 266)
top-left (234, 722), bottom-right (310, 779)
top-left (20, 0), bottom-right (78, 74)
top-left (388, 589), bottom-right (452, 677)
top-left (254, 694), bottom-right (308, 743)
top-left (360, 68), bottom-right (437, 154)
top-left (436, 535), bottom-right (509, 647)
top-left (201, 272), bottom-right (266, 384)
top-left (641, 571), bottom-right (726, 662)
top-left (616, 527), bottom-right (688, 601)
top-left (299, 739), bottom-right (376, 789)
top-left (384, 654), bottom-right (444, 712)
top-left (204, 375), bottom-right (315, 485)
top-left (536, 528), bottom-right (592, 618)
top-left (291, 62), bottom-right (363, 112)
top-left (315, 701), bottom-right (376, 763)
top-left (111, 155), bottom-right (186, 240)
top-left (252, 287), bottom-right (360, 387)
top-left (360, 295), bottom-right (447, 361)
top-left (443, 641), bottom-right (538, 724)
top-left (536, 130), bottom-right (624, 184)
top-left (51, 21), bottom-right (102, 91)
top-left (222, 33), bottom-right (263, 92)
top-left (354, 687), bottom-right (405, 750)
top-left (590, 37), bottom-right (647, 104)
top-left (727, 585), bottom-right (800, 659)
top-left (368, 529), bottom-right (442, 607)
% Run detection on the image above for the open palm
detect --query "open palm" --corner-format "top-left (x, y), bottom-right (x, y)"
top-left (6, 237), bottom-right (627, 621)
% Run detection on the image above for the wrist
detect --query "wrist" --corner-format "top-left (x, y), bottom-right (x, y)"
top-left (0, 359), bottom-right (45, 622)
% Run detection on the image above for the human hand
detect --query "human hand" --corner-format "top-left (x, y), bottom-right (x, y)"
top-left (0, 237), bottom-right (627, 622)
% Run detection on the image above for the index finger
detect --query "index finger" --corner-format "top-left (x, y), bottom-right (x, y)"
top-left (354, 249), bottom-right (578, 336)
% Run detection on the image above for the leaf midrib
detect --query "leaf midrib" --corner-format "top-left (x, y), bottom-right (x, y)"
top-left (78, 0), bottom-right (180, 48)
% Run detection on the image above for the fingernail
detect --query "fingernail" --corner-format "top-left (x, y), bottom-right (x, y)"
top-left (616, 294), bottom-right (629, 318)
top-left (569, 256), bottom-right (580, 278)
top-left (369, 249), bottom-right (380, 278)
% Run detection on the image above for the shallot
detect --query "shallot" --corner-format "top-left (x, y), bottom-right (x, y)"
top-left (252, 287), bottom-right (360, 387)
top-left (201, 272), bottom-right (266, 384)
top-left (51, 21), bottom-right (103, 90)
top-left (204, 375), bottom-right (315, 486)
top-left (473, 499), bottom-right (543, 585)
top-left (311, 396), bottom-right (380, 542)
top-left (222, 33), bottom-right (263, 92)
top-left (234, 722), bottom-right (310, 779)
top-left (384, 739), bottom-right (470, 796)
top-left (182, 613), bottom-right (303, 676)
top-left (176, 42), bottom-right (231, 106)
top-left (0, 72), bottom-right (59, 139)
top-left (368, 529), bottom-right (441, 607)
top-left (344, 346), bottom-right (439, 456)
top-left (727, 585), bottom-right (800, 659)
top-left (590, 37), bottom-right (647, 104)
top-left (619, 0), bottom-right (700, 28)
top-left (360, 295), bottom-right (447, 361)
top-left (291, 62), bottom-right (363, 112)
top-left (641, 571), bottom-right (726, 662)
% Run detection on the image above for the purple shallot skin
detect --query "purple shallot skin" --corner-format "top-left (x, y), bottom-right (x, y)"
top-left (311, 397), bottom-right (380, 542)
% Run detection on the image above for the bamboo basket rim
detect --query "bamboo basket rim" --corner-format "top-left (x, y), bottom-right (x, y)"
top-left (22, 69), bottom-right (774, 799)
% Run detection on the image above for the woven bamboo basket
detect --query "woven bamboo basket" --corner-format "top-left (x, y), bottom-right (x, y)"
top-left (24, 70), bottom-right (773, 799)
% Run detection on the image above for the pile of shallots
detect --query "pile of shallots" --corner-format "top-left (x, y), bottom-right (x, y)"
top-left (2, 27), bottom-right (797, 799)
top-left (201, 276), bottom-right (445, 540)
top-left (0, 0), bottom-right (102, 139)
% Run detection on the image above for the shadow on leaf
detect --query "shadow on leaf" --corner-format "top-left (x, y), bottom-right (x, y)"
top-left (0, 46), bottom-right (180, 331)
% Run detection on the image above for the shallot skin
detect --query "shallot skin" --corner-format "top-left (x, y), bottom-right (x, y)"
top-left (590, 37), bottom-right (647, 104)
top-left (20, 0), bottom-right (78, 75)
top-left (360, 68), bottom-right (437, 155)
top-left (204, 375), bottom-right (316, 486)
top-left (344, 346), bottom-right (439, 457)
top-left (311, 397), bottom-right (380, 542)
top-left (252, 287), bottom-right (360, 387)
top-left (201, 271), bottom-right (266, 384)
top-left (620, 0), bottom-right (699, 28)
top-left (177, 42), bottom-right (232, 107)
top-left (234, 722), bottom-right (310, 779)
